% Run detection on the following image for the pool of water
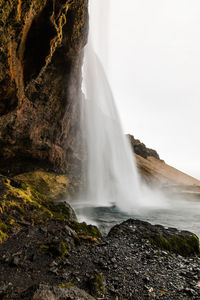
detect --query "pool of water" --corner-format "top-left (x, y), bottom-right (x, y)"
top-left (72, 198), bottom-right (200, 237)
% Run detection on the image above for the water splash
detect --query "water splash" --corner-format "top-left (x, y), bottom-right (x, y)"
top-left (81, 42), bottom-right (141, 211)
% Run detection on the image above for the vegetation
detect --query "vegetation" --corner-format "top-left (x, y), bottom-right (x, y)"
top-left (0, 170), bottom-right (103, 245)
top-left (71, 221), bottom-right (102, 242)
top-left (40, 240), bottom-right (69, 258)
top-left (0, 171), bottom-right (74, 243)
top-left (146, 232), bottom-right (200, 257)
top-left (89, 273), bottom-right (105, 297)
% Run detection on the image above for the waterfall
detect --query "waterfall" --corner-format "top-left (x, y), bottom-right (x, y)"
top-left (81, 43), bottom-right (141, 211)
top-left (74, 0), bottom-right (169, 216)
top-left (76, 0), bottom-right (140, 213)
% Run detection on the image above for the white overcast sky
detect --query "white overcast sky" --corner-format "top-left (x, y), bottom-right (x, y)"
top-left (90, 0), bottom-right (200, 180)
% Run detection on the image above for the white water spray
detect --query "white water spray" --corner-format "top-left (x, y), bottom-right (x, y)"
top-left (76, 0), bottom-right (170, 214)
top-left (81, 43), bottom-right (141, 210)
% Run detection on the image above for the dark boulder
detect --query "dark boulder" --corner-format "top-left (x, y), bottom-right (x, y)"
top-left (109, 219), bottom-right (200, 257)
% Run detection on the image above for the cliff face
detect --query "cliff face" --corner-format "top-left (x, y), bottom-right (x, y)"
top-left (128, 134), bottom-right (160, 160)
top-left (0, 0), bottom-right (88, 176)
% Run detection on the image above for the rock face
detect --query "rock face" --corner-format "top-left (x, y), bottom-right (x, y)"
top-left (128, 134), bottom-right (160, 160)
top-left (0, 0), bottom-right (88, 176)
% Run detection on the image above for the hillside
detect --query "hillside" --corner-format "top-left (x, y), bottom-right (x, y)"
top-left (128, 134), bottom-right (200, 197)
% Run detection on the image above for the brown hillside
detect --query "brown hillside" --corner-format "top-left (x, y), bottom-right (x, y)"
top-left (136, 154), bottom-right (200, 188)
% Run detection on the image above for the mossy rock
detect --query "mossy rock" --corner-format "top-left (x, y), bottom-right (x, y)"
top-left (71, 221), bottom-right (102, 242)
top-left (109, 219), bottom-right (200, 257)
top-left (0, 171), bottom-right (77, 243)
top-left (88, 273), bottom-right (106, 297)
top-left (142, 221), bottom-right (200, 257)
top-left (40, 240), bottom-right (69, 258)
top-left (147, 232), bottom-right (200, 257)
top-left (15, 171), bottom-right (70, 201)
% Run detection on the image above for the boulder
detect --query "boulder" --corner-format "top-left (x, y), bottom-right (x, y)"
top-left (109, 219), bottom-right (200, 257)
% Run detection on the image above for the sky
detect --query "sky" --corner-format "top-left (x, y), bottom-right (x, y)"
top-left (90, 0), bottom-right (200, 180)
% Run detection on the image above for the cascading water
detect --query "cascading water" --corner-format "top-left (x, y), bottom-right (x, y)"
top-left (76, 0), bottom-right (167, 214)
top-left (81, 42), bottom-right (141, 210)
top-left (70, 0), bottom-right (200, 237)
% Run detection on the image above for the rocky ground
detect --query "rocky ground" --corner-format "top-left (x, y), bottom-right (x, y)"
top-left (1, 216), bottom-right (200, 300)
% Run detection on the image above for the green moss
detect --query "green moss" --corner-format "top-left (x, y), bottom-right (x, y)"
top-left (146, 232), bottom-right (200, 257)
top-left (0, 221), bottom-right (8, 232)
top-left (50, 202), bottom-right (77, 222)
top-left (40, 241), bottom-right (69, 258)
top-left (89, 273), bottom-right (105, 297)
top-left (0, 171), bottom-right (99, 247)
top-left (0, 171), bottom-right (76, 243)
top-left (57, 282), bottom-right (74, 288)
top-left (15, 171), bottom-right (69, 201)
top-left (71, 221), bottom-right (102, 241)
top-left (0, 229), bottom-right (8, 243)
top-left (40, 244), bottom-right (49, 249)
